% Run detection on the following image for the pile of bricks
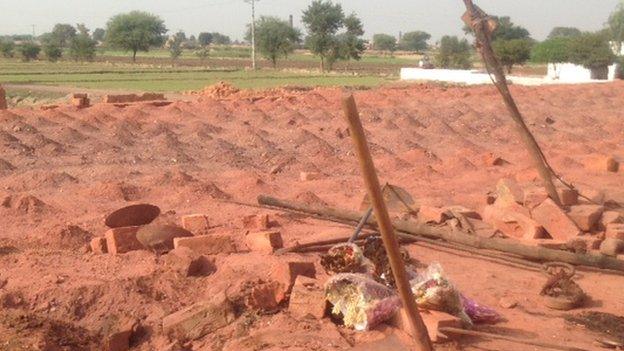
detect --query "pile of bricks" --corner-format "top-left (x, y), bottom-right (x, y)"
top-left (70, 93), bottom-right (90, 109)
top-left (103, 93), bottom-right (166, 104)
top-left (481, 177), bottom-right (624, 258)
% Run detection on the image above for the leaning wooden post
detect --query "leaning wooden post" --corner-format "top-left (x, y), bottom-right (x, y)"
top-left (342, 95), bottom-right (433, 351)
top-left (461, 0), bottom-right (562, 206)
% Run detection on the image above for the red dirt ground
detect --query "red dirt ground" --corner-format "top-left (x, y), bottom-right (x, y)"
top-left (0, 81), bottom-right (623, 350)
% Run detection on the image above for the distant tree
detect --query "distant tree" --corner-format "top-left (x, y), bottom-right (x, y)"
top-left (43, 42), bottom-right (63, 62)
top-left (531, 37), bottom-right (571, 64)
top-left (211, 32), bottom-right (231, 45)
top-left (185, 35), bottom-right (198, 49)
top-left (166, 31), bottom-right (185, 64)
top-left (105, 11), bottom-right (167, 62)
top-left (195, 47), bottom-right (210, 65)
top-left (69, 33), bottom-right (97, 61)
top-left (92, 28), bottom-right (106, 42)
top-left (492, 38), bottom-right (532, 73)
top-left (246, 16), bottom-right (301, 68)
top-left (302, 0), bottom-right (365, 71)
top-left (0, 40), bottom-right (15, 58)
top-left (547, 27), bottom-right (582, 39)
top-left (434, 35), bottom-right (472, 69)
top-left (76, 23), bottom-right (90, 36)
top-left (198, 32), bottom-right (213, 47)
top-left (398, 31), bottom-right (431, 51)
top-left (51, 23), bottom-right (77, 48)
top-left (372, 33), bottom-right (397, 54)
top-left (567, 32), bottom-right (616, 69)
top-left (608, 2), bottom-right (624, 54)
top-left (19, 42), bottom-right (41, 61)
top-left (465, 16), bottom-right (530, 41)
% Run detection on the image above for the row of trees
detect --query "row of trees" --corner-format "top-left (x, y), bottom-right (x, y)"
top-left (372, 31), bottom-right (431, 54)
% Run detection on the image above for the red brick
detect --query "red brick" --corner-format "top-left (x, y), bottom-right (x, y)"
top-left (72, 93), bottom-right (88, 99)
top-left (299, 171), bottom-right (322, 181)
top-left (606, 223), bottom-right (624, 240)
top-left (584, 154), bottom-right (619, 173)
top-left (162, 247), bottom-right (215, 277)
top-left (162, 293), bottom-right (235, 341)
top-left (242, 214), bottom-right (270, 230)
top-left (483, 204), bottom-right (546, 239)
top-left (105, 226), bottom-right (143, 254)
top-left (245, 281), bottom-right (282, 311)
top-left (584, 188), bottom-right (605, 204)
top-left (391, 308), bottom-right (462, 343)
top-left (289, 276), bottom-right (326, 320)
top-left (270, 260), bottom-right (316, 297)
top-left (568, 205), bottom-right (604, 232)
top-left (71, 97), bottom-right (90, 108)
top-left (0, 85), bottom-right (7, 110)
top-left (245, 230), bottom-right (283, 253)
top-left (523, 187), bottom-right (549, 209)
top-left (601, 211), bottom-right (624, 229)
top-left (90, 237), bottom-right (108, 254)
top-left (557, 188), bottom-right (579, 206)
top-left (496, 178), bottom-right (523, 205)
top-left (418, 205), bottom-right (448, 224)
top-left (103, 316), bottom-right (136, 351)
top-left (531, 198), bottom-right (581, 240)
top-left (173, 234), bottom-right (236, 255)
top-left (181, 214), bottom-right (210, 235)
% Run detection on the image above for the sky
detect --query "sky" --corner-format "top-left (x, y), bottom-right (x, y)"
top-left (0, 0), bottom-right (621, 41)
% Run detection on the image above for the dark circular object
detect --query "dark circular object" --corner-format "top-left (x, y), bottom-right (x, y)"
top-left (136, 224), bottom-right (193, 254)
top-left (105, 204), bottom-right (161, 228)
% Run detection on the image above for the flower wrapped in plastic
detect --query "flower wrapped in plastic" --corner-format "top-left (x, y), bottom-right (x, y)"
top-left (325, 273), bottom-right (401, 331)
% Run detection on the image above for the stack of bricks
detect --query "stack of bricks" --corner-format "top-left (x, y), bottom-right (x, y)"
top-left (71, 93), bottom-right (90, 108)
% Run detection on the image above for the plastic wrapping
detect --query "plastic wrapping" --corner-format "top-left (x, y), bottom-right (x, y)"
top-left (325, 273), bottom-right (401, 331)
top-left (321, 243), bottom-right (375, 276)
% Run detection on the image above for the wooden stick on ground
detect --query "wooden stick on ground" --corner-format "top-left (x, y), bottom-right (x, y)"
top-left (342, 94), bottom-right (433, 351)
top-left (461, 0), bottom-right (562, 206)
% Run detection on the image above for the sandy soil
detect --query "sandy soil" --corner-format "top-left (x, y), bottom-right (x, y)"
top-left (0, 81), bottom-right (623, 350)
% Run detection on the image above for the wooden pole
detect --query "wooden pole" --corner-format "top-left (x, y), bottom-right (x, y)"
top-left (461, 0), bottom-right (562, 206)
top-left (342, 95), bottom-right (433, 351)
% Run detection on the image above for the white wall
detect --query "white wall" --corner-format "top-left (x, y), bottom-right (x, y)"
top-left (547, 63), bottom-right (619, 82)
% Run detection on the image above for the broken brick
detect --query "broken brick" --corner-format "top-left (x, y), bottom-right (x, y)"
top-left (523, 187), bottom-right (549, 209)
top-left (181, 214), bottom-right (210, 235)
top-left (270, 260), bottom-right (316, 297)
top-left (496, 178), bottom-right (523, 205)
top-left (606, 223), bottom-right (624, 240)
top-left (245, 280), bottom-right (282, 311)
top-left (483, 204), bottom-right (546, 239)
top-left (105, 226), bottom-right (143, 254)
top-left (299, 171), bottom-right (322, 181)
top-left (242, 214), bottom-right (270, 231)
top-left (531, 198), bottom-right (581, 240)
top-left (601, 211), bottom-right (623, 229)
top-left (90, 237), bottom-right (108, 254)
top-left (557, 188), bottom-right (579, 206)
top-left (162, 247), bottom-right (215, 277)
top-left (418, 205), bottom-right (448, 224)
top-left (245, 230), bottom-right (283, 253)
top-left (599, 238), bottom-right (624, 256)
top-left (391, 308), bottom-right (462, 343)
top-left (289, 276), bottom-right (327, 320)
top-left (162, 293), bottom-right (235, 341)
top-left (173, 234), bottom-right (236, 255)
top-left (568, 205), bottom-right (604, 232)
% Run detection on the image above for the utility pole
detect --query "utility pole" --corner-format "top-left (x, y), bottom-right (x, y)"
top-left (245, 0), bottom-right (258, 70)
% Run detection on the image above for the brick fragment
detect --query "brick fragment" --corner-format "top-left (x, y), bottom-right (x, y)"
top-left (289, 276), bottom-right (327, 320)
top-left (71, 95), bottom-right (90, 108)
top-left (162, 247), bottom-right (215, 277)
top-left (173, 234), bottom-right (236, 255)
top-left (270, 260), bottom-right (316, 297)
top-left (599, 238), bottom-right (624, 256)
top-left (584, 154), bottom-right (619, 173)
top-left (606, 223), bottom-right (624, 240)
top-left (523, 187), bottom-right (549, 209)
top-left (162, 293), bottom-right (235, 341)
top-left (245, 230), bottom-right (283, 253)
top-left (483, 204), bottom-right (546, 239)
top-left (496, 178), bottom-right (523, 205)
top-left (557, 188), bottom-right (579, 206)
top-left (601, 211), bottom-right (624, 230)
top-left (105, 226), bottom-right (143, 254)
top-left (418, 205), bottom-right (449, 224)
top-left (90, 237), bottom-right (108, 254)
top-left (391, 308), bottom-right (462, 343)
top-left (568, 205), bottom-right (604, 232)
top-left (181, 214), bottom-right (210, 235)
top-left (242, 214), bottom-right (270, 230)
top-left (245, 280), bottom-right (282, 311)
top-left (531, 198), bottom-right (581, 240)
